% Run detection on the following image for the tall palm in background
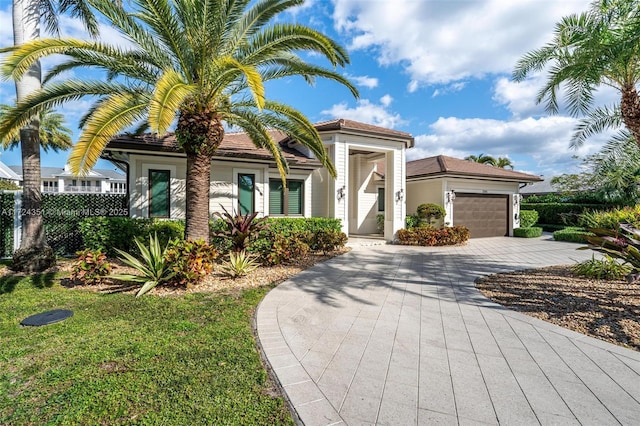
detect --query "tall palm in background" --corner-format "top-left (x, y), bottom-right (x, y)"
top-left (0, 105), bottom-right (73, 152)
top-left (8, 0), bottom-right (97, 271)
top-left (513, 0), bottom-right (640, 148)
top-left (1, 0), bottom-right (358, 242)
top-left (494, 157), bottom-right (514, 169)
top-left (465, 153), bottom-right (496, 166)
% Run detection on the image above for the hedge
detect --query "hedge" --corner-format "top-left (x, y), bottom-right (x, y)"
top-left (521, 202), bottom-right (606, 226)
top-left (553, 227), bottom-right (594, 243)
top-left (513, 227), bottom-right (543, 238)
top-left (396, 226), bottom-right (470, 246)
top-left (519, 210), bottom-right (539, 228)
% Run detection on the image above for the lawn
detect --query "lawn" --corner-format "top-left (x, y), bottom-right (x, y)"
top-left (0, 271), bottom-right (293, 425)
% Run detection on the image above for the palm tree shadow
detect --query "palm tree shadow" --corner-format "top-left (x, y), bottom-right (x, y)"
top-left (31, 272), bottom-right (57, 289)
top-left (0, 275), bottom-right (23, 294)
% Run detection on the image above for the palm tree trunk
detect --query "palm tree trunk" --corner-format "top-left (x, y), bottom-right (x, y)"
top-left (185, 152), bottom-right (212, 242)
top-left (11, 0), bottom-right (55, 271)
top-left (621, 85), bottom-right (640, 147)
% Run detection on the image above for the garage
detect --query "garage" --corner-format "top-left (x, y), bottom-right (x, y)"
top-left (453, 193), bottom-right (509, 238)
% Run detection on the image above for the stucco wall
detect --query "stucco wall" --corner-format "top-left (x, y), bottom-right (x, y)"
top-left (406, 179), bottom-right (444, 216)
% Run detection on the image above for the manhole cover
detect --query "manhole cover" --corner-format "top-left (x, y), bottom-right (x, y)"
top-left (21, 309), bottom-right (73, 326)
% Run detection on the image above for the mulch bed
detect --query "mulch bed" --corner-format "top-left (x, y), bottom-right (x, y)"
top-left (476, 265), bottom-right (640, 351)
top-left (53, 248), bottom-right (350, 296)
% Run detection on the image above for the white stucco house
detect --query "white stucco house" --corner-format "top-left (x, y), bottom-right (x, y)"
top-left (405, 155), bottom-right (542, 237)
top-left (8, 164), bottom-right (127, 194)
top-left (103, 118), bottom-right (541, 240)
top-left (104, 119), bottom-right (413, 241)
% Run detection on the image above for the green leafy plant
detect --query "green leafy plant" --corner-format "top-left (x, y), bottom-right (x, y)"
top-left (376, 214), bottom-right (384, 234)
top-left (311, 230), bottom-right (348, 255)
top-left (553, 227), bottom-right (594, 243)
top-left (397, 226), bottom-right (470, 246)
top-left (513, 227), bottom-right (543, 238)
top-left (405, 215), bottom-right (420, 229)
top-left (111, 233), bottom-right (175, 297)
top-left (519, 210), bottom-right (539, 228)
top-left (212, 207), bottom-right (268, 252)
top-left (416, 203), bottom-right (446, 227)
top-left (164, 239), bottom-right (218, 288)
top-left (264, 233), bottom-right (311, 265)
top-left (220, 250), bottom-right (260, 278)
top-left (583, 223), bottom-right (640, 283)
top-left (571, 255), bottom-right (631, 280)
top-left (70, 248), bottom-right (111, 285)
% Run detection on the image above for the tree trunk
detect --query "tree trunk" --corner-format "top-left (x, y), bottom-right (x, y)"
top-left (11, 0), bottom-right (55, 271)
top-left (185, 152), bottom-right (212, 242)
top-left (621, 84), bottom-right (640, 148)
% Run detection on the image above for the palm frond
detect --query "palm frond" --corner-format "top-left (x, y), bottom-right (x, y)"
top-left (149, 70), bottom-right (196, 133)
top-left (571, 104), bottom-right (622, 148)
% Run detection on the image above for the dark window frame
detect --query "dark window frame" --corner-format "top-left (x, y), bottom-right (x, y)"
top-left (377, 187), bottom-right (385, 212)
top-left (149, 169), bottom-right (171, 218)
top-left (269, 178), bottom-right (304, 216)
top-left (238, 173), bottom-right (256, 215)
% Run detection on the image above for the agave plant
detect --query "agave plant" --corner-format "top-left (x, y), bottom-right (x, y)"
top-left (111, 233), bottom-right (175, 297)
top-left (582, 223), bottom-right (640, 283)
top-left (220, 250), bottom-right (260, 278)
top-left (212, 206), bottom-right (268, 252)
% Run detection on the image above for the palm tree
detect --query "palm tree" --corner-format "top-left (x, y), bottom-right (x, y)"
top-left (0, 0), bottom-right (358, 243)
top-left (495, 157), bottom-right (514, 169)
top-left (0, 105), bottom-right (72, 152)
top-left (8, 0), bottom-right (97, 271)
top-left (465, 153), bottom-right (497, 166)
top-left (513, 0), bottom-right (640, 147)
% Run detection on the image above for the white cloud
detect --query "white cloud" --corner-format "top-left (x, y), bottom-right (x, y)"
top-left (408, 115), bottom-right (606, 176)
top-left (321, 98), bottom-right (406, 128)
top-left (379, 94), bottom-right (393, 107)
top-left (332, 0), bottom-right (590, 87)
top-left (348, 74), bottom-right (379, 89)
top-left (432, 82), bottom-right (467, 98)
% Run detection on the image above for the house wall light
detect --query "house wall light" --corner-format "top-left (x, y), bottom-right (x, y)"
top-left (337, 185), bottom-right (345, 201)
top-left (395, 189), bottom-right (404, 202)
top-left (446, 190), bottom-right (456, 203)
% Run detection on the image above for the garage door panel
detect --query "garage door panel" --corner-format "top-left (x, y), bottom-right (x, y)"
top-left (453, 194), bottom-right (508, 238)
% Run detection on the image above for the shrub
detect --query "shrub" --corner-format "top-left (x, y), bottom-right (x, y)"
top-left (405, 215), bottom-right (420, 229)
top-left (211, 207), bottom-right (268, 252)
top-left (164, 239), bottom-right (218, 288)
top-left (513, 227), bottom-right (543, 238)
top-left (261, 233), bottom-right (311, 265)
top-left (583, 223), bottom-right (640, 283)
top-left (396, 226), bottom-right (470, 246)
top-left (70, 248), bottom-right (111, 285)
top-left (578, 205), bottom-right (640, 229)
top-left (416, 203), bottom-right (446, 227)
top-left (519, 210), bottom-right (539, 228)
top-left (571, 255), bottom-right (631, 280)
top-left (147, 220), bottom-right (185, 246)
top-left (521, 202), bottom-right (606, 225)
top-left (220, 250), bottom-right (259, 278)
top-left (311, 230), bottom-right (347, 254)
top-left (79, 217), bottom-right (149, 255)
top-left (376, 214), bottom-right (384, 233)
top-left (111, 233), bottom-right (175, 297)
top-left (553, 227), bottom-right (594, 243)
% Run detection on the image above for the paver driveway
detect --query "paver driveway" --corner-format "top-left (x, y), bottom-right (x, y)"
top-left (256, 236), bottom-right (640, 425)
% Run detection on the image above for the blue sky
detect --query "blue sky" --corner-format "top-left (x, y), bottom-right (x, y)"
top-left (0, 0), bottom-right (618, 177)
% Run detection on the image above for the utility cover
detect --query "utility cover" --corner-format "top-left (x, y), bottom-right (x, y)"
top-left (21, 309), bottom-right (73, 326)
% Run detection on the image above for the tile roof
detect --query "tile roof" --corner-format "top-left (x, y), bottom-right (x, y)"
top-left (107, 130), bottom-right (322, 168)
top-left (406, 155), bottom-right (542, 182)
top-left (314, 118), bottom-right (414, 145)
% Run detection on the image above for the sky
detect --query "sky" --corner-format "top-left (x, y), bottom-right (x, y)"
top-left (0, 0), bottom-right (620, 177)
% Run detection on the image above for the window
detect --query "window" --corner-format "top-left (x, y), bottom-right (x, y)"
top-left (238, 174), bottom-right (255, 215)
top-left (377, 188), bottom-right (385, 212)
top-left (269, 179), bottom-right (304, 216)
top-left (43, 181), bottom-right (58, 193)
top-left (149, 169), bottom-right (170, 218)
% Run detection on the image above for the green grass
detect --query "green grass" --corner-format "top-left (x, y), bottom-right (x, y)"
top-left (0, 274), bottom-right (293, 425)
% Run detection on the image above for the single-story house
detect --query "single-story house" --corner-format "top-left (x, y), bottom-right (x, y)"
top-left (103, 118), bottom-right (541, 240)
top-left (104, 119), bottom-right (413, 241)
top-left (405, 156), bottom-right (542, 237)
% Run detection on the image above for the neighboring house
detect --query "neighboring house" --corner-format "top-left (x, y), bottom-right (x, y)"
top-left (405, 156), bottom-right (542, 238)
top-left (104, 119), bottom-right (413, 240)
top-left (0, 160), bottom-right (22, 185)
top-left (9, 164), bottom-right (127, 194)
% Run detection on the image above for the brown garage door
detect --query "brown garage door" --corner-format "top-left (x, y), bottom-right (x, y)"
top-left (453, 193), bottom-right (509, 238)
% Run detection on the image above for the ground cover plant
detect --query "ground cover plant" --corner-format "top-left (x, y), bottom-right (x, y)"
top-left (0, 271), bottom-right (293, 425)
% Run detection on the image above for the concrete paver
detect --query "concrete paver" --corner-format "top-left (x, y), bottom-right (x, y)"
top-left (256, 236), bottom-right (640, 425)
